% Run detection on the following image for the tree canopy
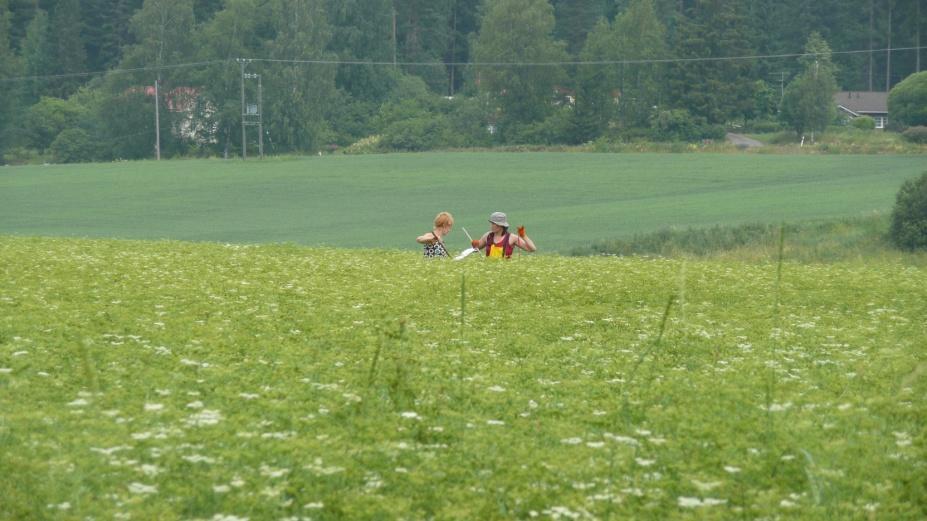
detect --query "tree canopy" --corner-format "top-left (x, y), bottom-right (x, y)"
top-left (0, 0), bottom-right (924, 161)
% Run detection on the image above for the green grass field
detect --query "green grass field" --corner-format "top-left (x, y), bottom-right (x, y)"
top-left (1, 236), bottom-right (924, 519)
top-left (1, 153), bottom-right (923, 251)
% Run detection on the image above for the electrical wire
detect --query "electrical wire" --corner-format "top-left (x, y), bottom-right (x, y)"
top-left (1, 46), bottom-right (924, 83)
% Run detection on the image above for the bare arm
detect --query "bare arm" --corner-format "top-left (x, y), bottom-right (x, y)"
top-left (473, 232), bottom-right (489, 250)
top-left (416, 232), bottom-right (437, 244)
top-left (512, 235), bottom-right (536, 252)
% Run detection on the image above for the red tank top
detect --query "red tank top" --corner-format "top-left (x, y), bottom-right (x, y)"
top-left (485, 232), bottom-right (514, 259)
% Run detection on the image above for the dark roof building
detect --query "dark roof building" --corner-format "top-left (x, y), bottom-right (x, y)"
top-left (834, 91), bottom-right (889, 128)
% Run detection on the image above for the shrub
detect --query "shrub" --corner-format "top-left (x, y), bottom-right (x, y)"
top-left (744, 119), bottom-right (782, 133)
top-left (1, 147), bottom-right (45, 165)
top-left (649, 109), bottom-right (699, 142)
top-left (49, 128), bottom-right (97, 163)
top-left (850, 116), bottom-right (876, 130)
top-left (380, 116), bottom-right (448, 151)
top-left (888, 71), bottom-right (927, 127)
top-left (24, 97), bottom-right (85, 151)
top-left (901, 126), bottom-right (927, 144)
top-left (889, 172), bottom-right (927, 251)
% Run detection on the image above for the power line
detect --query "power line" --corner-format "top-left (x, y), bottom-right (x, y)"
top-left (1, 46), bottom-right (924, 84)
top-left (0, 59), bottom-right (227, 83)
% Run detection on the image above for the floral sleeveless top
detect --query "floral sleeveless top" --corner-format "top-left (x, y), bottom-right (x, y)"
top-left (423, 233), bottom-right (449, 258)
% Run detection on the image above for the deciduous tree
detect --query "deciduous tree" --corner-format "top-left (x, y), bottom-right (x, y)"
top-left (472, 0), bottom-right (568, 131)
top-left (779, 32), bottom-right (838, 139)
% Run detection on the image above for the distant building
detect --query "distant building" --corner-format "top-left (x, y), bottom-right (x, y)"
top-left (834, 91), bottom-right (888, 129)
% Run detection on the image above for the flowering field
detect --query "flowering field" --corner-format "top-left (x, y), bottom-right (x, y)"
top-left (1, 236), bottom-right (924, 520)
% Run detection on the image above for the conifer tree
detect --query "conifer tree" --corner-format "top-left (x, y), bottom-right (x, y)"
top-left (49, 0), bottom-right (87, 97)
top-left (19, 8), bottom-right (51, 103)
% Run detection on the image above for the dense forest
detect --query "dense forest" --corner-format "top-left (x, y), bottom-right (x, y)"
top-left (0, 0), bottom-right (924, 162)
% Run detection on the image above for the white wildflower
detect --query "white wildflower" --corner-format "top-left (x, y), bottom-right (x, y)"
top-left (692, 480), bottom-right (722, 491)
top-left (144, 403), bottom-right (164, 412)
top-left (182, 454), bottom-right (216, 464)
top-left (127, 482), bottom-right (157, 495)
top-left (185, 409), bottom-right (222, 427)
top-left (260, 465), bottom-right (290, 478)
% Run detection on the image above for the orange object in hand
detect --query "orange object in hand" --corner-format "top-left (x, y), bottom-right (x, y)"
top-left (517, 226), bottom-right (526, 238)
top-left (471, 239), bottom-right (480, 249)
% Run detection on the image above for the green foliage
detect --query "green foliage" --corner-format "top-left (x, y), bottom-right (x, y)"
top-left (49, 128), bottom-right (96, 163)
top-left (505, 107), bottom-right (573, 144)
top-left (95, 90), bottom-right (158, 160)
top-left (0, 0), bottom-right (20, 152)
top-left (888, 71), bottom-right (927, 127)
top-left (48, 0), bottom-right (86, 97)
top-left (648, 109), bottom-right (722, 142)
top-left (850, 115), bottom-right (876, 130)
top-left (890, 172), bottom-right (927, 251)
top-left (0, 146), bottom-right (45, 165)
top-left (668, 1), bottom-right (755, 125)
top-left (23, 96), bottom-right (84, 151)
top-left (551, 0), bottom-right (610, 55)
top-left (901, 126), bottom-right (927, 144)
top-left (570, 215), bottom-right (901, 262)
top-left (779, 33), bottom-right (838, 138)
top-left (0, 235), bottom-right (925, 518)
top-left (611, 0), bottom-right (666, 127)
top-left (380, 115), bottom-right (447, 151)
top-left (17, 8), bottom-right (51, 104)
top-left (472, 0), bottom-right (568, 128)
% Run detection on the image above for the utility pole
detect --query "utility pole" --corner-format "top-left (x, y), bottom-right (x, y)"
top-left (239, 58), bottom-right (263, 160)
top-left (154, 79), bottom-right (161, 161)
top-left (868, 0), bottom-right (874, 91)
top-left (257, 74), bottom-right (264, 159)
top-left (240, 59), bottom-right (247, 160)
top-left (392, 6), bottom-right (398, 66)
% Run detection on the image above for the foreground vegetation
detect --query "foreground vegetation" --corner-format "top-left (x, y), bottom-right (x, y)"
top-left (570, 214), bottom-right (927, 264)
top-left (2, 153), bottom-right (924, 251)
top-left (1, 236), bottom-right (925, 519)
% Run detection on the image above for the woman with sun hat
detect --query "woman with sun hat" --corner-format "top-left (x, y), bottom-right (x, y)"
top-left (470, 211), bottom-right (536, 259)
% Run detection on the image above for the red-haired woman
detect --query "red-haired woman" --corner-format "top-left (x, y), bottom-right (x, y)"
top-left (416, 211), bottom-right (454, 258)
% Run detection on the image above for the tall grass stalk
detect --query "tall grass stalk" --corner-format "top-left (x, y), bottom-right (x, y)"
top-left (459, 273), bottom-right (466, 337)
top-left (78, 338), bottom-right (99, 392)
top-left (774, 224), bottom-right (785, 316)
top-left (765, 224), bottom-right (786, 475)
top-left (621, 294), bottom-right (676, 421)
top-left (677, 260), bottom-right (687, 325)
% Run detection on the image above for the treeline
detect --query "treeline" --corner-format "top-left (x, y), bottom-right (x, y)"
top-left (0, 0), bottom-right (924, 162)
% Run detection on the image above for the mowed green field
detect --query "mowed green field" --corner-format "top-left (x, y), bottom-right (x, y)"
top-left (1, 236), bottom-right (925, 519)
top-left (1, 153), bottom-right (924, 251)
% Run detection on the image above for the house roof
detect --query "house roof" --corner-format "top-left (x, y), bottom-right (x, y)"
top-left (834, 91), bottom-right (888, 115)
